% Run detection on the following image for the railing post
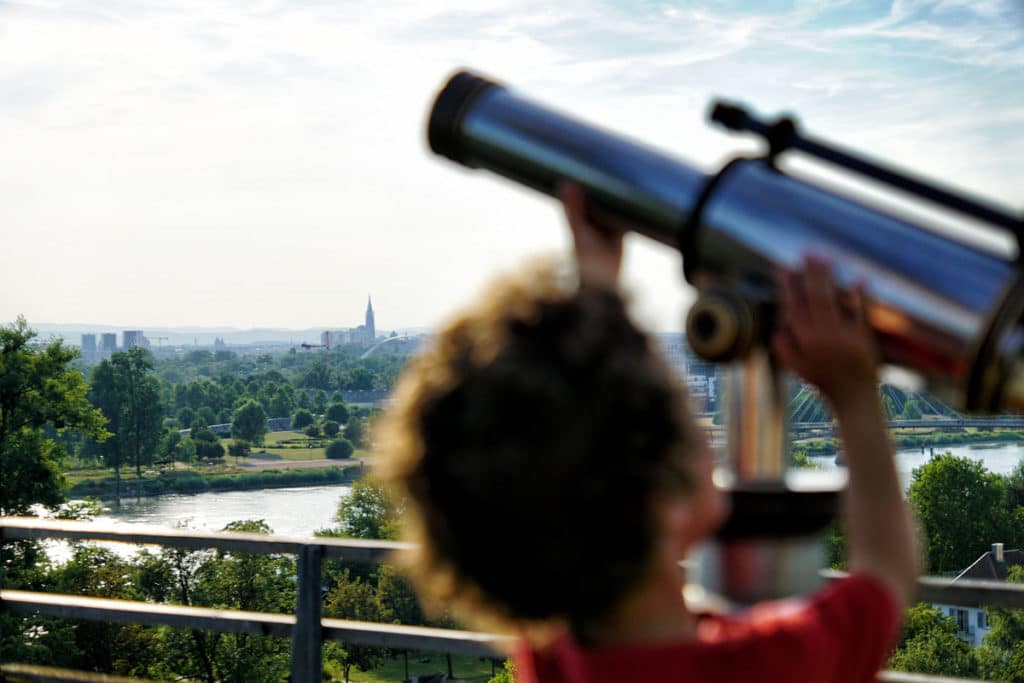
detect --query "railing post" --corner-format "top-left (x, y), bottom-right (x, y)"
top-left (291, 543), bottom-right (323, 683)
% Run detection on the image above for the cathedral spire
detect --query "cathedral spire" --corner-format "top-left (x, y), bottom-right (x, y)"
top-left (365, 295), bottom-right (375, 340)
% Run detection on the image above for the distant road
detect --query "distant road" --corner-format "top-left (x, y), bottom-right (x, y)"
top-left (241, 456), bottom-right (376, 471)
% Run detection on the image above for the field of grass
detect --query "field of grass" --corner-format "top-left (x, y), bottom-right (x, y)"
top-left (329, 652), bottom-right (501, 683)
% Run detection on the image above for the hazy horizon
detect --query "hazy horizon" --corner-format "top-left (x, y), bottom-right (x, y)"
top-left (4, 0), bottom-right (1022, 332)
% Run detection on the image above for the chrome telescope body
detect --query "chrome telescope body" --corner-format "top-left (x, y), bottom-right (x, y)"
top-left (428, 70), bottom-right (1024, 415)
top-left (427, 69), bottom-right (1023, 603)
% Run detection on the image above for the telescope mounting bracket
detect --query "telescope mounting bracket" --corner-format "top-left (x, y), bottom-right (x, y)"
top-left (709, 100), bottom-right (1024, 256)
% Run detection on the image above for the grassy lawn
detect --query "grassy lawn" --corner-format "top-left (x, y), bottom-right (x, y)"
top-left (234, 430), bottom-right (328, 460)
top-left (328, 652), bottom-right (501, 683)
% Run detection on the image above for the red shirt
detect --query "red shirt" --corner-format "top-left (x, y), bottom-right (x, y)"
top-left (514, 574), bottom-right (901, 683)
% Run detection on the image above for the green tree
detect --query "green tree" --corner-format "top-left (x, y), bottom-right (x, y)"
top-left (292, 408), bottom-right (314, 430)
top-left (909, 453), bottom-right (1009, 574)
top-left (228, 440), bottom-right (251, 464)
top-left (326, 401), bottom-right (350, 425)
top-left (141, 520), bottom-right (295, 682)
top-left (0, 318), bottom-right (108, 515)
top-left (488, 660), bottom-right (516, 683)
top-left (326, 438), bottom-right (354, 460)
top-left (323, 420), bottom-right (340, 437)
top-left (376, 563), bottom-right (424, 626)
top-left (192, 428), bottom-right (225, 460)
top-left (231, 399), bottom-right (267, 445)
top-left (314, 390), bottom-right (328, 415)
top-left (299, 363), bottom-right (334, 391)
top-left (90, 349), bottom-right (165, 504)
top-left (177, 406), bottom-right (196, 428)
top-left (345, 417), bottom-right (366, 449)
top-left (978, 566), bottom-right (1024, 681)
top-left (267, 386), bottom-right (293, 418)
top-left (323, 569), bottom-right (386, 682)
top-left (46, 545), bottom-right (162, 676)
top-left (888, 603), bottom-right (978, 678)
top-left (332, 479), bottom-right (399, 540)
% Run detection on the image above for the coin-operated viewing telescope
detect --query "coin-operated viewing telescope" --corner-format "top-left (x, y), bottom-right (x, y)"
top-left (426, 69), bottom-right (1023, 603)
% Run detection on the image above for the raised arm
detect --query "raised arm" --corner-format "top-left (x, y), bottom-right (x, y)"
top-left (559, 183), bottom-right (624, 288)
top-left (773, 256), bottom-right (919, 608)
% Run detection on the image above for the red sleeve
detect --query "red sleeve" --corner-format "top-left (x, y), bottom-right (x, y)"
top-left (747, 573), bottom-right (903, 683)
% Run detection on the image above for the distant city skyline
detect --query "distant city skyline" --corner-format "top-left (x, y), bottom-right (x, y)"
top-left (2, 1), bottom-right (1021, 332)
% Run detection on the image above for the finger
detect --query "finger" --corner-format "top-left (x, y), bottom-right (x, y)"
top-left (774, 267), bottom-right (795, 328)
top-left (849, 281), bottom-right (869, 331)
top-left (784, 270), bottom-right (813, 340)
top-left (803, 255), bottom-right (841, 328)
top-left (772, 326), bottom-right (801, 371)
top-left (558, 183), bottom-right (588, 237)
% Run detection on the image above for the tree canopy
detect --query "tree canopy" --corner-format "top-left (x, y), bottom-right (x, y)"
top-left (909, 453), bottom-right (1011, 574)
top-left (0, 318), bottom-right (108, 515)
top-left (231, 399), bottom-right (267, 445)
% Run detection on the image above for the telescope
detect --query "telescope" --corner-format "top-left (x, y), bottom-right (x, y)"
top-left (426, 70), bottom-right (1023, 603)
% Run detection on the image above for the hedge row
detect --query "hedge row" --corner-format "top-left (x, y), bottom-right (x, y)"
top-left (68, 466), bottom-right (360, 499)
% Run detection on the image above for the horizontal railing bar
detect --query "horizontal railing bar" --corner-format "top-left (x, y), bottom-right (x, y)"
top-left (0, 663), bottom-right (153, 683)
top-left (0, 517), bottom-right (411, 562)
top-left (1, 590), bottom-right (511, 655)
top-left (822, 569), bottom-right (1024, 610)
top-left (917, 575), bottom-right (1024, 609)
top-left (0, 590), bottom-right (1000, 682)
top-left (2, 590), bottom-right (294, 637)
top-left (322, 618), bottom-right (511, 656)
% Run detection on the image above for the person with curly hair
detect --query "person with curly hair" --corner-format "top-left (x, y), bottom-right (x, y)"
top-left (380, 184), bottom-right (918, 682)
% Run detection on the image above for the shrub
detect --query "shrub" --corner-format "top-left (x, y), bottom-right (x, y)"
top-left (325, 402), bottom-right (349, 425)
top-left (326, 439), bottom-right (355, 460)
top-left (323, 420), bottom-right (340, 437)
top-left (292, 409), bottom-right (314, 430)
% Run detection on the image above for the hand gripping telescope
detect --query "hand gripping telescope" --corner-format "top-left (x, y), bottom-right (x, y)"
top-left (426, 69), bottom-right (1023, 603)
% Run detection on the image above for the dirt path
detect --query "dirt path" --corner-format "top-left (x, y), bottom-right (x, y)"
top-left (239, 456), bottom-right (376, 471)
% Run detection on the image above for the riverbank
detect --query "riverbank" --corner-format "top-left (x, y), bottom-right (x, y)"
top-left (797, 429), bottom-right (1024, 456)
top-left (68, 463), bottom-right (364, 499)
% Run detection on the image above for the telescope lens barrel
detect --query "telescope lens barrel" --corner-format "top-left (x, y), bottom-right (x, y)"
top-left (426, 69), bottom-right (1024, 412)
top-left (426, 70), bottom-right (709, 248)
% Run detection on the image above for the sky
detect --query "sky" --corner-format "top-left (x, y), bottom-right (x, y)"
top-left (2, 0), bottom-right (1022, 334)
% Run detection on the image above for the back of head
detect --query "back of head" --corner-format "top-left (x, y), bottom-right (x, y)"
top-left (381, 260), bottom-right (698, 633)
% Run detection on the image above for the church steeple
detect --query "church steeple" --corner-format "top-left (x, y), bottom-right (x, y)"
top-left (365, 296), bottom-right (375, 340)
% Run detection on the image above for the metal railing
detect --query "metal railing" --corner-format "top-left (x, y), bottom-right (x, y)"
top-left (3, 517), bottom-right (1023, 683)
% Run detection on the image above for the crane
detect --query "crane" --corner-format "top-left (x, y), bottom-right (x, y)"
top-left (299, 341), bottom-right (331, 367)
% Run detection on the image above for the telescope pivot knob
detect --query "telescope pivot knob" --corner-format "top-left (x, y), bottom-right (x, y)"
top-left (686, 287), bottom-right (758, 362)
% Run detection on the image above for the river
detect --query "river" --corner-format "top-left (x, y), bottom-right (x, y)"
top-left (91, 484), bottom-right (352, 537)
top-left (78, 443), bottom-right (1023, 539)
top-left (809, 441), bottom-right (1024, 490)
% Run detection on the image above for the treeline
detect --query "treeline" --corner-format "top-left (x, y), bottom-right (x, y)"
top-left (68, 466), bottom-right (357, 498)
top-left (67, 342), bottom-right (406, 486)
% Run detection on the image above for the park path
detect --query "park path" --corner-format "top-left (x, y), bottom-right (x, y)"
top-left (239, 456), bottom-right (377, 471)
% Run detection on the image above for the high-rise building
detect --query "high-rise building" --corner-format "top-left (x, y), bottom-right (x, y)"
top-left (81, 334), bottom-right (96, 354)
top-left (123, 330), bottom-right (143, 349)
top-left (100, 333), bottom-right (117, 354)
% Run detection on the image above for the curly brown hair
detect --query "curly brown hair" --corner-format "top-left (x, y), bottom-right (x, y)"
top-left (379, 260), bottom-right (700, 636)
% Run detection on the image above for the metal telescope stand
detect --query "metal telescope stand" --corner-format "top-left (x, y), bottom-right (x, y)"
top-left (697, 348), bottom-right (844, 606)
